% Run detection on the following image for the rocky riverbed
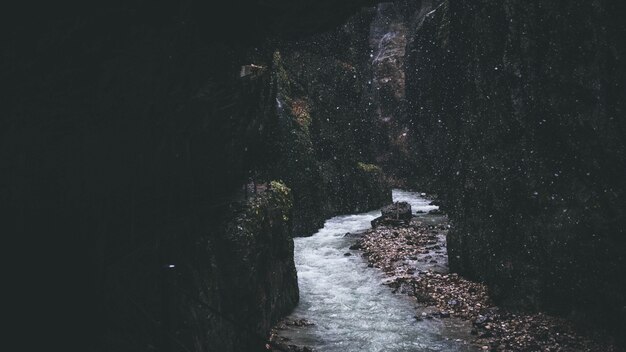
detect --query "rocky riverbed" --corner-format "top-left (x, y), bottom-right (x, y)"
top-left (357, 212), bottom-right (618, 352)
top-left (266, 190), bottom-right (474, 352)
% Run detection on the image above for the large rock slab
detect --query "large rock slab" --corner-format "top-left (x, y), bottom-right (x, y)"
top-left (372, 201), bottom-right (412, 227)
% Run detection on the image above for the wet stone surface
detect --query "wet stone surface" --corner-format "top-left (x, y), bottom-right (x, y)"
top-left (269, 318), bottom-right (316, 352)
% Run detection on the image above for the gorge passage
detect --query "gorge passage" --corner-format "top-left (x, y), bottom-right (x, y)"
top-left (4, 0), bottom-right (625, 351)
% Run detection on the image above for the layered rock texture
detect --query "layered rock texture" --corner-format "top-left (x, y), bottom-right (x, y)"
top-left (403, 0), bottom-right (626, 341)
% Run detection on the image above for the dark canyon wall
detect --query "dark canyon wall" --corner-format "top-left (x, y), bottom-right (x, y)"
top-left (268, 10), bottom-right (392, 235)
top-left (368, 1), bottom-right (415, 184)
top-left (3, 1), bottom-right (382, 351)
top-left (404, 0), bottom-right (626, 341)
top-left (6, 0), bottom-right (624, 349)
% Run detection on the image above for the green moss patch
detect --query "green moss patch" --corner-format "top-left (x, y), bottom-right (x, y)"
top-left (357, 162), bottom-right (382, 173)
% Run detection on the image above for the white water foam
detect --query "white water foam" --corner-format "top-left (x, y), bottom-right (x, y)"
top-left (279, 190), bottom-right (472, 351)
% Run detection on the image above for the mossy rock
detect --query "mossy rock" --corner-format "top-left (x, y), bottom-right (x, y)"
top-left (357, 162), bottom-right (382, 173)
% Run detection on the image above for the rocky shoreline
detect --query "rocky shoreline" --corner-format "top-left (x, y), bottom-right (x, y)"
top-left (357, 212), bottom-right (618, 352)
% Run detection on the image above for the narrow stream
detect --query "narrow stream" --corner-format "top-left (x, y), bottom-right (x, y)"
top-left (279, 190), bottom-right (474, 351)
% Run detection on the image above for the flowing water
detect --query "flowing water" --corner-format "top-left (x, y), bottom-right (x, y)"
top-left (279, 190), bottom-right (474, 351)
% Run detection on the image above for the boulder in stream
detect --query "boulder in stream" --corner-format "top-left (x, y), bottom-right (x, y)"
top-left (371, 201), bottom-right (412, 227)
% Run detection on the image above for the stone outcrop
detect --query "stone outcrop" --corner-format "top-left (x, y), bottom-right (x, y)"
top-left (207, 181), bottom-right (299, 351)
top-left (365, 1), bottom-right (432, 186)
top-left (381, 202), bottom-right (412, 221)
top-left (372, 201), bottom-right (413, 227)
top-left (403, 0), bottom-right (626, 343)
top-left (4, 2), bottom-right (389, 351)
top-left (266, 10), bottom-right (392, 236)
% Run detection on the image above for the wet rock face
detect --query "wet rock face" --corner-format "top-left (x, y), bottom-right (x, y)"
top-left (211, 182), bottom-right (299, 351)
top-left (268, 9), bottom-right (392, 236)
top-left (404, 0), bottom-right (626, 342)
top-left (4, 2), bottom-right (388, 351)
top-left (370, 3), bottom-right (408, 118)
top-left (367, 1), bottom-right (424, 184)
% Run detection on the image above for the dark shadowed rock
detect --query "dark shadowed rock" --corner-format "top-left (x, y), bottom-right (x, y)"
top-left (344, 232), bottom-right (364, 238)
top-left (382, 202), bottom-right (412, 220)
top-left (372, 201), bottom-right (413, 227)
top-left (349, 242), bottom-right (362, 250)
top-left (286, 318), bottom-right (315, 327)
top-left (403, 0), bottom-right (626, 343)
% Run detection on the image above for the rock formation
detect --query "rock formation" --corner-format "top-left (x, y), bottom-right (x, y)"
top-left (3, 1), bottom-right (387, 351)
top-left (4, 0), bottom-right (625, 349)
top-left (372, 201), bottom-right (413, 227)
top-left (403, 0), bottom-right (626, 342)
